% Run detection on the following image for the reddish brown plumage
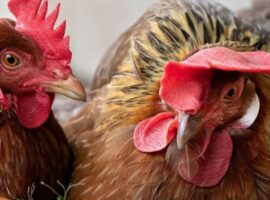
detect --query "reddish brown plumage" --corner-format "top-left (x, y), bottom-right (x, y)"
top-left (0, 18), bottom-right (72, 199)
top-left (0, 0), bottom-right (86, 198)
top-left (66, 0), bottom-right (270, 199)
top-left (0, 112), bottom-right (70, 199)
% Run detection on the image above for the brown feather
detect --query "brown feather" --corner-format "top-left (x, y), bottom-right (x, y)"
top-left (0, 111), bottom-right (70, 200)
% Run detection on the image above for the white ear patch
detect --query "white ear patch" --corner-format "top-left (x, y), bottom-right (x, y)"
top-left (236, 94), bottom-right (260, 129)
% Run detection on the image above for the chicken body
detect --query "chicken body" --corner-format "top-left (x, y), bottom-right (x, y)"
top-left (67, 0), bottom-right (270, 199)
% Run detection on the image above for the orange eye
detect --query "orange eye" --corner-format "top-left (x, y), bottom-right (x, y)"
top-left (2, 52), bottom-right (21, 68)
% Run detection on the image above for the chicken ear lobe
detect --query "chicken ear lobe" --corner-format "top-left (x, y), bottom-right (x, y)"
top-left (16, 90), bottom-right (54, 129)
top-left (235, 93), bottom-right (260, 129)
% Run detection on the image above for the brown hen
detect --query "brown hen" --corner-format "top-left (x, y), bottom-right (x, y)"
top-left (66, 0), bottom-right (270, 199)
top-left (0, 0), bottom-right (86, 199)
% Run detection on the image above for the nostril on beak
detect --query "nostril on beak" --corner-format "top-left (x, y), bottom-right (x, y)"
top-left (185, 109), bottom-right (197, 115)
top-left (53, 70), bottom-right (67, 80)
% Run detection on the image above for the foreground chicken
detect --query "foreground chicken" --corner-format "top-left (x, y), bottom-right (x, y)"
top-left (66, 0), bottom-right (270, 199)
top-left (0, 0), bottom-right (85, 199)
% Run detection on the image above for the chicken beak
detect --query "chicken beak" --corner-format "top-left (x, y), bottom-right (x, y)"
top-left (177, 113), bottom-right (199, 150)
top-left (39, 74), bottom-right (86, 102)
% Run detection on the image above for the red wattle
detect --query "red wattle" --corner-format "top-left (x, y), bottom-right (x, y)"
top-left (17, 91), bottom-right (54, 129)
top-left (178, 130), bottom-right (233, 187)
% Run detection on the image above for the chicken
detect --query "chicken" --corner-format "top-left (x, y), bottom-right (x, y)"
top-left (66, 0), bottom-right (270, 199)
top-left (0, 0), bottom-right (86, 199)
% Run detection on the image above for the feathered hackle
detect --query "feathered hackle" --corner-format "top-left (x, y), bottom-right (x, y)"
top-left (8, 0), bottom-right (71, 65)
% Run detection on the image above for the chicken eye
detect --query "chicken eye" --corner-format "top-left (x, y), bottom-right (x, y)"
top-left (226, 88), bottom-right (236, 98)
top-left (2, 52), bottom-right (21, 68)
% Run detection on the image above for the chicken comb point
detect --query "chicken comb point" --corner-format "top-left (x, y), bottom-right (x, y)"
top-left (8, 0), bottom-right (71, 63)
top-left (38, 0), bottom-right (48, 19)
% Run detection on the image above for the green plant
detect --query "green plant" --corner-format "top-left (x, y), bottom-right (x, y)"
top-left (40, 181), bottom-right (84, 200)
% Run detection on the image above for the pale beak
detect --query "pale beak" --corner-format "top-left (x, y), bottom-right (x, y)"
top-left (39, 74), bottom-right (86, 102)
top-left (177, 113), bottom-right (194, 149)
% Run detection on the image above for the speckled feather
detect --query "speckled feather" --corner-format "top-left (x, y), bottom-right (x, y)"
top-left (66, 0), bottom-right (270, 199)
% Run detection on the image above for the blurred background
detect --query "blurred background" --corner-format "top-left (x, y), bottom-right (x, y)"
top-left (0, 0), bottom-right (252, 84)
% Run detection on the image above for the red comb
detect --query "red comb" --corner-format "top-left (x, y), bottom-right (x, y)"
top-left (8, 0), bottom-right (71, 65)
